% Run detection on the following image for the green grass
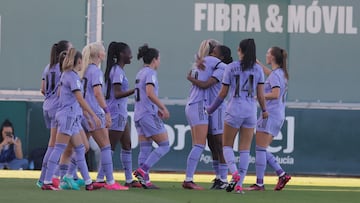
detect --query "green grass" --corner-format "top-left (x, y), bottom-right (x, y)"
top-left (0, 178), bottom-right (359, 203)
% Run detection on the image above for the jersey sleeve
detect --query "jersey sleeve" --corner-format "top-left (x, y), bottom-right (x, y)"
top-left (268, 72), bottom-right (281, 88)
top-left (70, 73), bottom-right (81, 92)
top-left (41, 65), bottom-right (49, 80)
top-left (91, 68), bottom-right (104, 87)
top-left (222, 64), bottom-right (231, 85)
top-left (212, 63), bottom-right (226, 82)
top-left (145, 70), bottom-right (157, 86)
top-left (112, 67), bottom-right (124, 84)
top-left (256, 65), bottom-right (265, 84)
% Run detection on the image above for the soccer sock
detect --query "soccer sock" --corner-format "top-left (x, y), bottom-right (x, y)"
top-left (219, 163), bottom-right (228, 182)
top-left (138, 141), bottom-right (152, 168)
top-left (266, 151), bottom-right (285, 176)
top-left (142, 141), bottom-right (170, 172)
top-left (74, 144), bottom-right (91, 183)
top-left (59, 164), bottom-right (69, 179)
top-left (212, 160), bottom-right (220, 178)
top-left (255, 146), bottom-right (267, 185)
top-left (66, 153), bottom-right (77, 179)
top-left (44, 143), bottom-right (66, 184)
top-left (223, 146), bottom-right (237, 174)
top-left (101, 145), bottom-right (115, 185)
top-left (121, 149), bottom-right (133, 182)
top-left (39, 146), bottom-right (54, 182)
top-left (237, 150), bottom-right (250, 187)
top-left (185, 144), bottom-right (205, 181)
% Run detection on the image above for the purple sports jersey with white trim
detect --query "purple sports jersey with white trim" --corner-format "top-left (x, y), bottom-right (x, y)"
top-left (264, 68), bottom-right (287, 119)
top-left (134, 67), bottom-right (159, 121)
top-left (55, 70), bottom-right (83, 135)
top-left (105, 65), bottom-right (129, 117)
top-left (222, 61), bottom-right (264, 118)
top-left (187, 56), bottom-right (219, 105)
top-left (57, 70), bottom-right (82, 113)
top-left (42, 63), bottom-right (61, 111)
top-left (207, 61), bottom-right (227, 105)
top-left (83, 64), bottom-right (105, 115)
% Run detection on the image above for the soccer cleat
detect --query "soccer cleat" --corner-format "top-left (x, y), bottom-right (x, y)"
top-left (210, 178), bottom-right (219, 189)
top-left (59, 181), bottom-right (71, 190)
top-left (104, 182), bottom-right (129, 191)
top-left (75, 179), bottom-right (85, 187)
top-left (182, 181), bottom-right (204, 190)
top-left (245, 184), bottom-right (265, 191)
top-left (52, 177), bottom-right (60, 188)
top-left (92, 181), bottom-right (106, 189)
top-left (133, 168), bottom-right (148, 187)
top-left (62, 176), bottom-right (80, 190)
top-left (124, 180), bottom-right (142, 188)
top-left (235, 185), bottom-right (244, 194)
top-left (41, 184), bottom-right (60, 191)
top-left (36, 180), bottom-right (43, 188)
top-left (143, 182), bottom-right (160, 189)
top-left (85, 183), bottom-right (101, 191)
top-left (274, 174), bottom-right (291, 191)
top-left (226, 172), bottom-right (240, 192)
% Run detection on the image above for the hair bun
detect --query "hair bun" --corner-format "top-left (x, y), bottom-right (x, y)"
top-left (137, 44), bottom-right (150, 60)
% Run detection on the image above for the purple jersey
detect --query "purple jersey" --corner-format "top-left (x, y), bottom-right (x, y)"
top-left (42, 63), bottom-right (61, 111)
top-left (264, 68), bottom-right (288, 119)
top-left (207, 61), bottom-right (227, 105)
top-left (105, 65), bottom-right (129, 117)
top-left (57, 70), bottom-right (82, 114)
top-left (83, 64), bottom-right (105, 114)
top-left (186, 56), bottom-right (219, 105)
top-left (222, 61), bottom-right (265, 118)
top-left (134, 67), bottom-right (159, 121)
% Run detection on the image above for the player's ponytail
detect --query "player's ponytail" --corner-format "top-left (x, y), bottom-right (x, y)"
top-left (271, 47), bottom-right (289, 80)
top-left (49, 40), bottom-right (70, 69)
top-left (239, 38), bottom-right (256, 71)
top-left (105, 41), bottom-right (118, 84)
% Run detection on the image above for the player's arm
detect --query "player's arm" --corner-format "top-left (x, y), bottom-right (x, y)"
top-left (113, 83), bottom-right (135, 99)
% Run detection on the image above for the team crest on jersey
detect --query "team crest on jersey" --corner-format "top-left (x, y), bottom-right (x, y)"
top-left (119, 74), bottom-right (124, 83)
top-left (76, 80), bottom-right (81, 89)
top-left (152, 75), bottom-right (156, 84)
top-left (99, 75), bottom-right (104, 84)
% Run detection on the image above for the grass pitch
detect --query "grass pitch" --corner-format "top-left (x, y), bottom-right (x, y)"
top-left (0, 171), bottom-right (359, 203)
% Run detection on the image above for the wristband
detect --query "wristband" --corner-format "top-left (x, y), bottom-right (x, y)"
top-left (103, 106), bottom-right (110, 113)
top-left (262, 109), bottom-right (267, 112)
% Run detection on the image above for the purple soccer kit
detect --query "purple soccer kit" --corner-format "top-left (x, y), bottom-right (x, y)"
top-left (134, 66), bottom-right (169, 184)
top-left (255, 68), bottom-right (288, 185)
top-left (221, 61), bottom-right (264, 187)
top-left (43, 70), bottom-right (91, 186)
top-left (100, 64), bottom-right (133, 183)
top-left (39, 63), bottom-right (62, 183)
top-left (83, 64), bottom-right (116, 185)
top-left (185, 56), bottom-right (223, 182)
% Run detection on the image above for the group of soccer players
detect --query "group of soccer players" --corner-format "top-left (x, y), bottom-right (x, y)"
top-left (37, 38), bottom-right (291, 193)
top-left (184, 39), bottom-right (291, 193)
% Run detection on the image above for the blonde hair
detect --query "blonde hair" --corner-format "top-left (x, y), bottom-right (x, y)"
top-left (62, 48), bottom-right (82, 72)
top-left (196, 39), bottom-right (220, 69)
top-left (79, 42), bottom-right (105, 78)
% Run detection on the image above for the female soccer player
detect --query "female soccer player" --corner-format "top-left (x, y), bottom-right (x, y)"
top-left (133, 44), bottom-right (170, 189)
top-left (206, 39), bottom-right (268, 193)
top-left (187, 45), bottom-right (233, 189)
top-left (79, 42), bottom-right (128, 191)
top-left (246, 47), bottom-right (291, 191)
top-left (182, 39), bottom-right (220, 190)
top-left (38, 40), bottom-right (71, 187)
top-left (41, 48), bottom-right (101, 191)
top-left (100, 41), bottom-right (141, 188)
